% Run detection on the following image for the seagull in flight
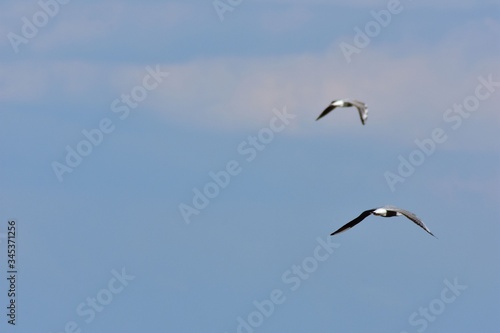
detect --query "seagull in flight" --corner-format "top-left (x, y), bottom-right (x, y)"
top-left (316, 99), bottom-right (368, 125)
top-left (330, 206), bottom-right (436, 237)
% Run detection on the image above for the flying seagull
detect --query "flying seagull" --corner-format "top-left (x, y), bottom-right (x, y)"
top-left (330, 206), bottom-right (436, 237)
top-left (316, 99), bottom-right (368, 125)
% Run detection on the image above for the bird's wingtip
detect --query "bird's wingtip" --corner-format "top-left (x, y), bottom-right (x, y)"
top-left (330, 229), bottom-right (342, 236)
top-left (316, 112), bottom-right (327, 121)
top-left (330, 228), bottom-right (349, 236)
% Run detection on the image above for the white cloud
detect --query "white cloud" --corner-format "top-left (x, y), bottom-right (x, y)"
top-left (30, 2), bottom-right (197, 52)
top-left (1, 4), bottom-right (497, 152)
top-left (0, 63), bottom-right (49, 102)
top-left (0, 60), bottom-right (109, 103)
top-left (146, 20), bottom-right (499, 140)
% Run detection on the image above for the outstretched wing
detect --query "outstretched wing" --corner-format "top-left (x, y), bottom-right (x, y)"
top-left (385, 206), bottom-right (436, 237)
top-left (350, 100), bottom-right (368, 125)
top-left (351, 99), bottom-right (366, 107)
top-left (330, 209), bottom-right (376, 236)
top-left (316, 103), bottom-right (337, 121)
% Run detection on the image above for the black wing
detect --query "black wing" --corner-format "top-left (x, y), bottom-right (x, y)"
top-left (316, 104), bottom-right (336, 121)
top-left (330, 209), bottom-right (376, 236)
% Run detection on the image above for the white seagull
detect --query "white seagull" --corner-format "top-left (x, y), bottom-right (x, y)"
top-left (316, 99), bottom-right (368, 125)
top-left (330, 206), bottom-right (436, 237)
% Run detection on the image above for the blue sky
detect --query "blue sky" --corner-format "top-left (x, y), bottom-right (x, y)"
top-left (0, 1), bottom-right (499, 332)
